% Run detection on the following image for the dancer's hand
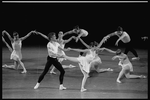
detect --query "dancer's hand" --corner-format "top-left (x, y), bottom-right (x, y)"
top-left (2, 30), bottom-right (6, 36)
top-left (67, 47), bottom-right (72, 50)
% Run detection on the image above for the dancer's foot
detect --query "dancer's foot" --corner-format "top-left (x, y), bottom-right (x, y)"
top-left (2, 64), bottom-right (7, 68)
top-left (34, 83), bottom-right (40, 89)
top-left (50, 71), bottom-right (57, 75)
top-left (132, 57), bottom-right (140, 60)
top-left (21, 70), bottom-right (27, 74)
top-left (140, 75), bottom-right (146, 78)
top-left (107, 68), bottom-right (113, 71)
top-left (69, 65), bottom-right (76, 68)
top-left (81, 88), bottom-right (87, 92)
top-left (59, 85), bottom-right (67, 90)
top-left (116, 79), bottom-right (121, 83)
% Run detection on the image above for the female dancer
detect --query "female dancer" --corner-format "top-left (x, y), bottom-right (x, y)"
top-left (2, 30), bottom-right (35, 73)
top-left (35, 31), bottom-right (76, 74)
top-left (61, 37), bottom-right (111, 92)
top-left (2, 36), bottom-right (15, 69)
top-left (112, 49), bottom-right (146, 83)
top-left (104, 26), bottom-right (140, 60)
top-left (77, 37), bottom-right (114, 73)
top-left (34, 32), bottom-right (67, 90)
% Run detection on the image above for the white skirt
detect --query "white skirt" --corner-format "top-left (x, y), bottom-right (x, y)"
top-left (10, 50), bottom-right (22, 61)
top-left (118, 61), bottom-right (133, 72)
top-left (77, 56), bottom-right (93, 73)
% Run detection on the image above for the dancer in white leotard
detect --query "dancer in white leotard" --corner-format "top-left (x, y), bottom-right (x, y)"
top-left (112, 49), bottom-right (146, 83)
top-left (2, 30), bottom-right (36, 73)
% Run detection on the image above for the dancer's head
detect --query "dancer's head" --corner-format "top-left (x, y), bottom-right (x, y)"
top-left (13, 32), bottom-right (19, 40)
top-left (116, 49), bottom-right (122, 55)
top-left (58, 31), bottom-right (63, 38)
top-left (48, 32), bottom-right (56, 42)
top-left (117, 26), bottom-right (123, 35)
top-left (73, 25), bottom-right (80, 33)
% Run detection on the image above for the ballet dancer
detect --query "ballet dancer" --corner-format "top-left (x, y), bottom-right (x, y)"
top-left (104, 26), bottom-right (140, 60)
top-left (49, 31), bottom-right (77, 74)
top-left (77, 37), bottom-right (114, 73)
top-left (2, 36), bottom-right (16, 69)
top-left (112, 49), bottom-right (146, 83)
top-left (2, 30), bottom-right (36, 73)
top-left (141, 36), bottom-right (148, 41)
top-left (34, 32), bottom-right (67, 90)
top-left (35, 31), bottom-right (76, 74)
top-left (61, 37), bottom-right (110, 92)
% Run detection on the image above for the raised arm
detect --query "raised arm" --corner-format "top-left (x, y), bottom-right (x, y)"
top-left (2, 30), bottom-right (13, 42)
top-left (20, 30), bottom-right (35, 41)
top-left (78, 37), bottom-right (90, 48)
top-left (63, 29), bottom-right (76, 37)
top-left (63, 36), bottom-right (76, 44)
top-left (36, 31), bottom-right (49, 40)
top-left (2, 36), bottom-right (13, 52)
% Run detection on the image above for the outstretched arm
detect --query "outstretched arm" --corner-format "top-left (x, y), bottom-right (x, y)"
top-left (63, 30), bottom-right (76, 37)
top-left (102, 47), bottom-right (116, 54)
top-left (20, 30), bottom-right (35, 41)
top-left (36, 31), bottom-right (49, 40)
top-left (63, 36), bottom-right (76, 44)
top-left (2, 30), bottom-right (13, 42)
top-left (78, 37), bottom-right (90, 48)
top-left (68, 47), bottom-right (89, 53)
top-left (2, 36), bottom-right (13, 52)
top-left (97, 37), bottom-right (107, 48)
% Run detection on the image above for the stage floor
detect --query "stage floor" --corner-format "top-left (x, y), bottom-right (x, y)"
top-left (2, 47), bottom-right (148, 99)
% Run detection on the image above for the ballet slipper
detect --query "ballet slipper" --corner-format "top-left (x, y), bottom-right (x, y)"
top-left (59, 85), bottom-right (67, 90)
top-left (81, 88), bottom-right (87, 92)
top-left (21, 70), bottom-right (27, 74)
top-left (50, 71), bottom-right (57, 75)
top-left (34, 83), bottom-right (40, 89)
top-left (116, 79), bottom-right (121, 83)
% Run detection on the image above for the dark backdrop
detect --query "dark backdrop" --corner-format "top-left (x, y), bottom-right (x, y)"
top-left (2, 3), bottom-right (148, 49)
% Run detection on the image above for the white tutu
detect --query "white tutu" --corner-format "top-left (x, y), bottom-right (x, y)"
top-left (118, 61), bottom-right (133, 72)
top-left (10, 50), bottom-right (22, 61)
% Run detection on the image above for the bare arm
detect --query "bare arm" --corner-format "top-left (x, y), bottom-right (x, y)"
top-left (36, 31), bottom-right (49, 40)
top-left (97, 37), bottom-right (106, 48)
top-left (68, 47), bottom-right (89, 53)
top-left (78, 38), bottom-right (90, 48)
top-left (63, 36), bottom-right (76, 44)
top-left (20, 31), bottom-right (35, 41)
top-left (63, 30), bottom-right (76, 37)
top-left (2, 30), bottom-right (13, 42)
top-left (102, 47), bottom-right (116, 54)
top-left (2, 36), bottom-right (13, 52)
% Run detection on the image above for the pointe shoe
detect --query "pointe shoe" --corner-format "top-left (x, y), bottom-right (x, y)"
top-left (59, 85), bottom-right (67, 90)
top-left (21, 70), bottom-right (27, 74)
top-left (140, 75), bottom-right (146, 78)
top-left (116, 79), bottom-right (121, 83)
top-left (107, 68), bottom-right (113, 71)
top-left (34, 83), bottom-right (40, 89)
top-left (50, 71), bottom-right (57, 75)
top-left (2, 64), bottom-right (7, 68)
top-left (81, 88), bottom-right (87, 92)
top-left (69, 65), bottom-right (76, 68)
top-left (132, 57), bottom-right (140, 60)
